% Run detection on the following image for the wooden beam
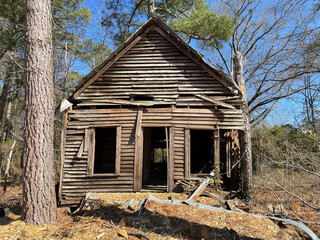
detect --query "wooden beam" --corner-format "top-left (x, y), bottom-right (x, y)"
top-left (226, 136), bottom-right (231, 178)
top-left (134, 108), bottom-right (143, 191)
top-left (115, 126), bottom-right (121, 175)
top-left (58, 110), bottom-right (68, 202)
top-left (184, 129), bottom-right (190, 178)
top-left (76, 138), bottom-right (84, 158)
top-left (168, 127), bottom-right (175, 192)
top-left (87, 128), bottom-right (96, 175)
top-left (85, 99), bottom-right (173, 106)
top-left (74, 26), bottom-right (154, 98)
top-left (194, 94), bottom-right (236, 109)
top-left (214, 129), bottom-right (220, 174)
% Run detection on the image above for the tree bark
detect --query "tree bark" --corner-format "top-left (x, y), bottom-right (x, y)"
top-left (148, 0), bottom-right (155, 18)
top-left (233, 51), bottom-right (253, 202)
top-left (23, 0), bottom-right (57, 225)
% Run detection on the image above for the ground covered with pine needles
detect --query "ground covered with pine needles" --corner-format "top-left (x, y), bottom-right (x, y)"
top-left (1, 181), bottom-right (319, 240)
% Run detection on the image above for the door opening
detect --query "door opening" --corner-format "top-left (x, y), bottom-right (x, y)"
top-left (142, 127), bottom-right (168, 189)
top-left (190, 130), bottom-right (214, 176)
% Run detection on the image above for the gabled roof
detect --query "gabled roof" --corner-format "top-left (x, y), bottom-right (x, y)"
top-left (72, 16), bottom-right (240, 99)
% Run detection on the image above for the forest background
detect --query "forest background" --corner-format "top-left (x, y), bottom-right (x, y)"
top-left (0, 0), bottom-right (320, 227)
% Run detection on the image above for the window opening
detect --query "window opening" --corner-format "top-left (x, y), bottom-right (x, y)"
top-left (190, 130), bottom-right (214, 176)
top-left (94, 127), bottom-right (116, 174)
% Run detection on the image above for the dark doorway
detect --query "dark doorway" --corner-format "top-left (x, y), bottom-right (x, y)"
top-left (142, 127), bottom-right (168, 188)
top-left (190, 130), bottom-right (214, 175)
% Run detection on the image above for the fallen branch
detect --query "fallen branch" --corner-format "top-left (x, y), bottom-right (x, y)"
top-left (271, 177), bottom-right (320, 211)
top-left (3, 140), bottom-right (16, 193)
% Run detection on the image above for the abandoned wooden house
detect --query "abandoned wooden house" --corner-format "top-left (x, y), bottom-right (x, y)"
top-left (59, 17), bottom-right (245, 206)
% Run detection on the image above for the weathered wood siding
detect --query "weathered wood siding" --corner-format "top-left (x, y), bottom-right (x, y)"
top-left (60, 27), bottom-right (244, 206)
top-left (76, 30), bottom-right (241, 107)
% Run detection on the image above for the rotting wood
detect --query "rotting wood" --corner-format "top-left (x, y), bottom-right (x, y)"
top-left (134, 108), bottom-right (143, 191)
top-left (76, 138), bottom-right (84, 158)
top-left (184, 168), bottom-right (216, 205)
top-left (194, 94), bottom-right (236, 109)
top-left (115, 126), bottom-right (122, 175)
top-left (184, 129), bottom-right (190, 178)
top-left (59, 110), bottom-right (68, 202)
top-left (84, 128), bottom-right (88, 152)
top-left (177, 179), bottom-right (224, 203)
top-left (59, 21), bottom-right (246, 206)
top-left (168, 127), bottom-right (175, 192)
top-left (87, 128), bottom-right (95, 175)
top-left (226, 137), bottom-right (231, 178)
top-left (214, 129), bottom-right (220, 174)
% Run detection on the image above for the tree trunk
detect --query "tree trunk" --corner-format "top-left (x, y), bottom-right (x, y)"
top-left (233, 51), bottom-right (253, 202)
top-left (23, 0), bottom-right (57, 225)
top-left (0, 72), bottom-right (9, 122)
top-left (148, 0), bottom-right (155, 18)
top-left (3, 140), bottom-right (16, 193)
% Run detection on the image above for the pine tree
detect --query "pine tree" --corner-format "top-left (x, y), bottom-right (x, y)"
top-left (23, 0), bottom-right (57, 225)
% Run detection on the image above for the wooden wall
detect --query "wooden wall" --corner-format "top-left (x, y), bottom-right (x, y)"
top-left (59, 26), bottom-right (244, 206)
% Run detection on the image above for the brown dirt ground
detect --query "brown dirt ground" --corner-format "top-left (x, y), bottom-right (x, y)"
top-left (0, 183), bottom-right (318, 240)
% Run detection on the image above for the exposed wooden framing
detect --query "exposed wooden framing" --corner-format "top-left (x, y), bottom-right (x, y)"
top-left (74, 26), bottom-right (154, 98)
top-left (87, 128), bottom-right (96, 175)
top-left (226, 136), bottom-right (231, 178)
top-left (214, 129), bottom-right (220, 174)
top-left (194, 94), bottom-right (236, 109)
top-left (59, 110), bottom-right (68, 202)
top-left (184, 129), bottom-right (190, 178)
top-left (165, 127), bottom-right (169, 190)
top-left (134, 108), bottom-right (143, 191)
top-left (84, 128), bottom-right (89, 152)
top-left (115, 126), bottom-right (122, 175)
top-left (168, 127), bottom-right (175, 192)
top-left (76, 137), bottom-right (84, 158)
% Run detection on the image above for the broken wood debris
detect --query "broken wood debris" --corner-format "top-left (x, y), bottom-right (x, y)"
top-left (79, 193), bottom-right (318, 240)
top-left (183, 169), bottom-right (216, 205)
top-left (177, 179), bottom-right (224, 204)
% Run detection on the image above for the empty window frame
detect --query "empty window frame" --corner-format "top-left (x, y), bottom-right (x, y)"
top-left (87, 126), bottom-right (121, 175)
